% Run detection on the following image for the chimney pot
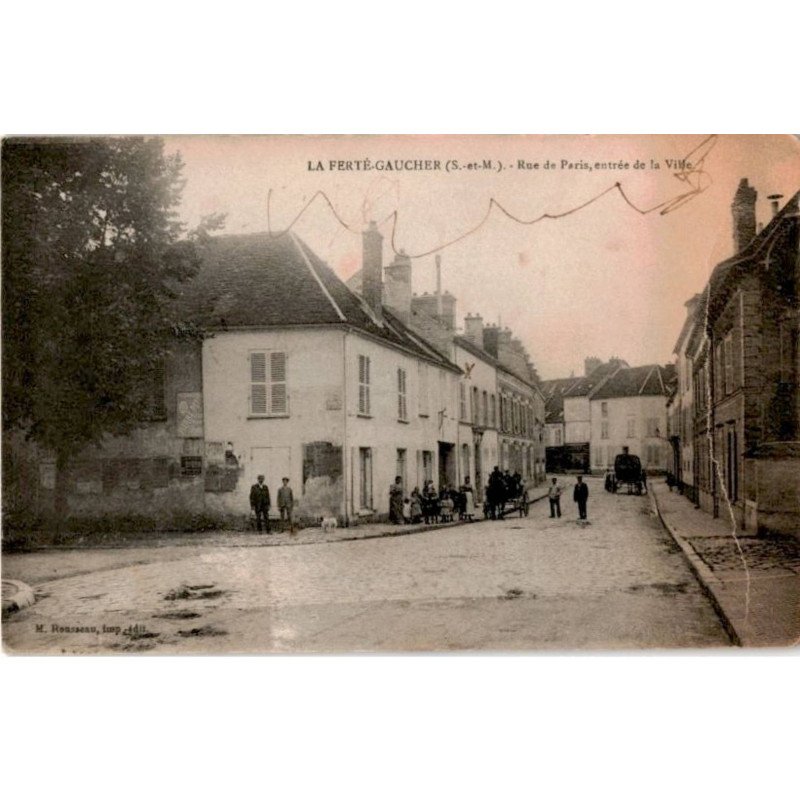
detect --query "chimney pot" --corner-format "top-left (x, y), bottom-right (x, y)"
top-left (768, 194), bottom-right (784, 218)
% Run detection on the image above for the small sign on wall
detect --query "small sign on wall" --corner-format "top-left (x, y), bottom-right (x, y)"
top-left (176, 392), bottom-right (203, 438)
top-left (205, 441), bottom-right (225, 463)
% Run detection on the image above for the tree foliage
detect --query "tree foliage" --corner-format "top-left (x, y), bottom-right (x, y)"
top-left (2, 137), bottom-right (218, 473)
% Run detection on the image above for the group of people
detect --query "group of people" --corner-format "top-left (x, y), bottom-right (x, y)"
top-left (389, 475), bottom-right (478, 525)
top-left (547, 475), bottom-right (589, 520)
top-left (484, 466), bottom-right (526, 520)
top-left (249, 474), bottom-right (296, 534)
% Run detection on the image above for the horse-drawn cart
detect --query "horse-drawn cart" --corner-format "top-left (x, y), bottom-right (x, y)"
top-left (607, 450), bottom-right (645, 495)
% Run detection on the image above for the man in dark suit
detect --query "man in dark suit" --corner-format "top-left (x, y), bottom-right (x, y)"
top-left (250, 474), bottom-right (271, 533)
top-left (573, 475), bottom-right (589, 520)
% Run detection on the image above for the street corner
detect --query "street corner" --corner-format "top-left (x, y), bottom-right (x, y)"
top-left (2, 579), bottom-right (36, 620)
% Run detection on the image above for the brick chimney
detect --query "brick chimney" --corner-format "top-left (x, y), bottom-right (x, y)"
top-left (482, 324), bottom-right (499, 357)
top-left (732, 178), bottom-right (757, 253)
top-left (384, 250), bottom-right (412, 323)
top-left (362, 221), bottom-right (383, 319)
top-left (584, 356), bottom-right (602, 376)
top-left (464, 313), bottom-right (484, 346)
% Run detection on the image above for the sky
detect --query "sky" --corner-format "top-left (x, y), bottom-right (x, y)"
top-left (164, 134), bottom-right (800, 380)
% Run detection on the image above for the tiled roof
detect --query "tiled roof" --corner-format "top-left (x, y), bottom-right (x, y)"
top-left (453, 335), bottom-right (498, 366)
top-left (175, 231), bottom-right (460, 372)
top-left (590, 364), bottom-right (674, 400)
top-left (563, 360), bottom-right (625, 398)
top-left (708, 191), bottom-right (799, 317)
top-left (540, 377), bottom-right (580, 422)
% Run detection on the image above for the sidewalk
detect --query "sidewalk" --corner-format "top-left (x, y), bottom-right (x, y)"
top-left (651, 481), bottom-right (800, 647)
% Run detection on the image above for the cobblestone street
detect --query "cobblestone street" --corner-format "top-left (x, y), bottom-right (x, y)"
top-left (3, 478), bottom-right (732, 653)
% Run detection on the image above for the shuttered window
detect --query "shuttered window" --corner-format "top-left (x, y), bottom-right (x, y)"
top-left (723, 334), bottom-right (734, 395)
top-left (418, 363), bottom-right (429, 416)
top-left (358, 355), bottom-right (371, 415)
top-left (397, 368), bottom-right (408, 421)
top-left (250, 351), bottom-right (289, 416)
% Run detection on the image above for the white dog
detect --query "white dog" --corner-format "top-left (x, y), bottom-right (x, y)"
top-left (321, 516), bottom-right (338, 532)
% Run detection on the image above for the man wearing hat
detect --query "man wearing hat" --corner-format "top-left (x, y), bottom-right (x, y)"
top-left (250, 474), bottom-right (271, 533)
top-left (278, 476), bottom-right (296, 535)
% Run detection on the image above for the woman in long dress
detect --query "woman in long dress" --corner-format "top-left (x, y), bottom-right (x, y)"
top-left (461, 476), bottom-right (476, 521)
top-left (389, 476), bottom-right (404, 524)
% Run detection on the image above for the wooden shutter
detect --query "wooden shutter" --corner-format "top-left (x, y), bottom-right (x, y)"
top-left (398, 368), bottom-right (407, 420)
top-left (270, 352), bottom-right (288, 414)
top-left (358, 355), bottom-right (370, 415)
top-left (724, 336), bottom-right (733, 394)
top-left (250, 352), bottom-right (268, 414)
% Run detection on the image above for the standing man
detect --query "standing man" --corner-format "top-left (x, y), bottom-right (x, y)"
top-left (250, 474), bottom-right (271, 533)
top-left (278, 477), bottom-right (296, 535)
top-left (548, 477), bottom-right (562, 518)
top-left (574, 475), bottom-right (589, 520)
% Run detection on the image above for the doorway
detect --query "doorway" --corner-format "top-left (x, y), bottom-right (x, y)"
top-left (250, 446), bottom-right (291, 518)
top-left (438, 441), bottom-right (455, 490)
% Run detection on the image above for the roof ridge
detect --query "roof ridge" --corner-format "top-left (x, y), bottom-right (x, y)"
top-left (638, 365), bottom-right (655, 395)
top-left (586, 363), bottom-right (622, 399)
top-left (290, 232), bottom-right (347, 323)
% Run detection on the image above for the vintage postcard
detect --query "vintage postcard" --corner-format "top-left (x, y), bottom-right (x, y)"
top-left (2, 134), bottom-right (799, 654)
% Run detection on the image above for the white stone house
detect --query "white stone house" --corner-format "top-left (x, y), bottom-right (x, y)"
top-left (183, 226), bottom-right (462, 525)
top-left (588, 364), bottom-right (674, 473)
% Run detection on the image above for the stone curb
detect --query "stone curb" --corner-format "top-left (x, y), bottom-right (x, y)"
top-left (1, 579), bottom-right (36, 619)
top-left (650, 489), bottom-right (742, 647)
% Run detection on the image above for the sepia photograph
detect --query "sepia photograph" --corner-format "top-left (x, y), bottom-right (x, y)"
top-left (2, 133), bottom-right (799, 654)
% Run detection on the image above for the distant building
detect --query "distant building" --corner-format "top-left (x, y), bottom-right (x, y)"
top-left (667, 293), bottom-right (703, 501)
top-left (589, 364), bottom-right (675, 473)
top-left (541, 358), bottom-right (673, 473)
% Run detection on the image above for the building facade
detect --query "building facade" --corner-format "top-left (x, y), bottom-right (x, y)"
top-left (690, 181), bottom-right (800, 535)
top-left (666, 294), bottom-right (702, 501)
top-left (11, 226), bottom-right (467, 527)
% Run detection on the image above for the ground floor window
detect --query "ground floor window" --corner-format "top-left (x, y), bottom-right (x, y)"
top-left (359, 447), bottom-right (373, 510)
top-left (422, 450), bottom-right (433, 484)
top-left (396, 448), bottom-right (407, 491)
top-left (726, 428), bottom-right (738, 502)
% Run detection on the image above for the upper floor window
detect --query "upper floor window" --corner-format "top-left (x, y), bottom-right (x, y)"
top-left (397, 368), bottom-right (408, 421)
top-left (627, 418), bottom-right (636, 438)
top-left (250, 351), bottom-right (288, 416)
top-left (490, 394), bottom-right (497, 428)
top-left (459, 382), bottom-right (467, 422)
top-left (646, 417), bottom-right (659, 437)
top-left (724, 333), bottom-right (735, 395)
top-left (358, 355), bottom-right (371, 416)
top-left (601, 401), bottom-right (608, 418)
top-left (418, 363), bottom-right (429, 416)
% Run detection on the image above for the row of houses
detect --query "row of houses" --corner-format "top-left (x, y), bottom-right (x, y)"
top-left (666, 180), bottom-right (800, 537)
top-left (10, 222), bottom-right (546, 527)
top-left (541, 357), bottom-right (675, 475)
